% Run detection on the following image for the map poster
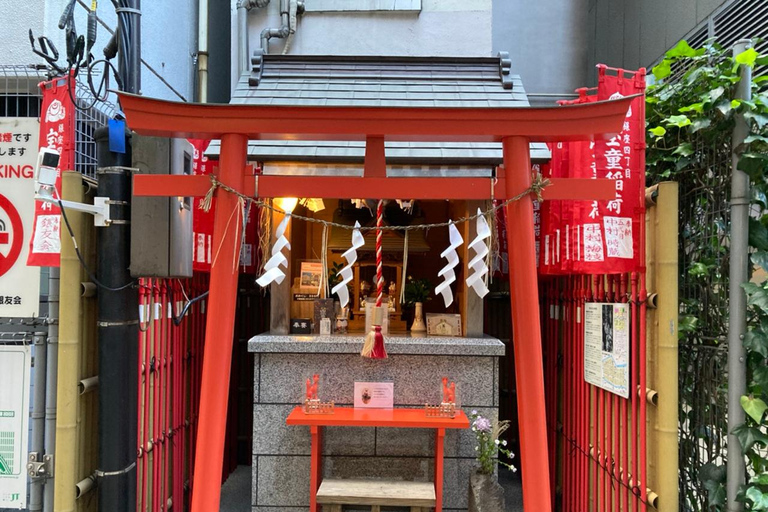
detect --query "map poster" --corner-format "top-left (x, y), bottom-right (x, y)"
top-left (584, 302), bottom-right (630, 398)
top-left (0, 345), bottom-right (31, 509)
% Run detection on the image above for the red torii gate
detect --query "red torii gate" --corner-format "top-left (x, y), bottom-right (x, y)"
top-left (119, 92), bottom-right (635, 512)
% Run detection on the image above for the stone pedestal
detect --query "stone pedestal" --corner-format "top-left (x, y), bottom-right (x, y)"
top-left (248, 334), bottom-right (504, 512)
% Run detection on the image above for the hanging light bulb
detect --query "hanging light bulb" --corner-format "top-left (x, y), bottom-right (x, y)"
top-left (274, 197), bottom-right (298, 214)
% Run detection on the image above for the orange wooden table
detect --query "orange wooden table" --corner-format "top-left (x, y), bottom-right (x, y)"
top-left (287, 407), bottom-right (470, 512)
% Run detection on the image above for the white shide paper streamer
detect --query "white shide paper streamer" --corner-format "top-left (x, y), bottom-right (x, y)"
top-left (435, 222), bottom-right (464, 308)
top-left (331, 221), bottom-right (364, 307)
top-left (256, 214), bottom-right (291, 287)
top-left (465, 208), bottom-right (491, 299)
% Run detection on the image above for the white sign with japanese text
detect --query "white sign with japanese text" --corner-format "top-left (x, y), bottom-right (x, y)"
top-left (0, 345), bottom-right (31, 508)
top-left (0, 118), bottom-right (41, 318)
top-left (584, 302), bottom-right (630, 398)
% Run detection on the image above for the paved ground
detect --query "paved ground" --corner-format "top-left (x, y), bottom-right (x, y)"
top-left (220, 465), bottom-right (524, 512)
top-left (220, 465), bottom-right (251, 512)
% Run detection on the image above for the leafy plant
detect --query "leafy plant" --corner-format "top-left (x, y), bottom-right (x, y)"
top-left (469, 410), bottom-right (516, 475)
top-left (403, 276), bottom-right (432, 305)
top-left (329, 261), bottom-right (345, 292)
top-left (647, 39), bottom-right (768, 511)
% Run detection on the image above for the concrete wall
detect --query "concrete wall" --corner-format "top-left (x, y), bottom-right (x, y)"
top-left (250, 348), bottom-right (500, 511)
top-left (0, 0), bottom-right (46, 67)
top-left (237, 0), bottom-right (493, 92)
top-left (585, 0), bottom-right (728, 82)
top-left (492, 0), bottom-right (590, 103)
top-left (247, 0), bottom-right (492, 56)
top-left (1, 0), bottom-right (196, 102)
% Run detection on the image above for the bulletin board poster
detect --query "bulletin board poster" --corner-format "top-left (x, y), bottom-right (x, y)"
top-left (0, 345), bottom-right (31, 509)
top-left (584, 302), bottom-right (630, 398)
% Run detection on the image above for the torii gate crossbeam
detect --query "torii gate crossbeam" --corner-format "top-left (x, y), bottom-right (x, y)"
top-left (118, 92), bottom-right (635, 512)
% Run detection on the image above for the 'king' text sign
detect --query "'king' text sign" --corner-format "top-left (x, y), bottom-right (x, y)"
top-left (0, 118), bottom-right (41, 318)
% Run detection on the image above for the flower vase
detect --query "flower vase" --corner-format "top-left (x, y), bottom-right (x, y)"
top-left (468, 472), bottom-right (505, 512)
top-left (411, 302), bottom-right (427, 333)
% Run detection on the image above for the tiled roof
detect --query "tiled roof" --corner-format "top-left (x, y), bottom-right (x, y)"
top-left (207, 53), bottom-right (550, 163)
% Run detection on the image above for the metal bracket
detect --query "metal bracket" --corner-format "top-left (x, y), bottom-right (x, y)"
top-left (35, 195), bottom-right (111, 227)
top-left (27, 452), bottom-right (54, 479)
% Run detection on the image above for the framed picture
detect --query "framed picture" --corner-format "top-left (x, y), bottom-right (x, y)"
top-left (354, 381), bottom-right (394, 409)
top-left (426, 313), bottom-right (462, 336)
top-left (299, 261), bottom-right (323, 294)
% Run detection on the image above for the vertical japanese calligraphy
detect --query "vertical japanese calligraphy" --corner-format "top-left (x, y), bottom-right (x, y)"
top-left (27, 75), bottom-right (75, 267)
top-left (538, 67), bottom-right (646, 275)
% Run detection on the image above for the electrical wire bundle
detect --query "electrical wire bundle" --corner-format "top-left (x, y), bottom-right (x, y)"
top-left (29, 0), bottom-right (127, 111)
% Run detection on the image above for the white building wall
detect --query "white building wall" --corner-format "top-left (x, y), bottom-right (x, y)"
top-left (1, 0), bottom-right (196, 102)
top-left (236, 0), bottom-right (493, 90)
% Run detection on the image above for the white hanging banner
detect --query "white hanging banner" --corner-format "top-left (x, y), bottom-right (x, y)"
top-left (256, 213), bottom-right (291, 287)
top-left (435, 222), bottom-right (463, 307)
top-left (466, 208), bottom-right (491, 298)
top-left (331, 221), bottom-right (364, 307)
top-left (0, 345), bottom-right (31, 509)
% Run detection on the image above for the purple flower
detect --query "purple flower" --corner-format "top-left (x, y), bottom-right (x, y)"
top-left (474, 416), bottom-right (492, 432)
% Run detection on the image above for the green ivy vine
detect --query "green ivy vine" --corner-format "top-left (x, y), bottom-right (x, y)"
top-left (647, 40), bottom-right (768, 510)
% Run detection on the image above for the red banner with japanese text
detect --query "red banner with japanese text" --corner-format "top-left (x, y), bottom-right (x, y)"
top-left (493, 162), bottom-right (548, 277)
top-left (572, 66), bottom-right (645, 273)
top-left (538, 141), bottom-right (569, 274)
top-left (189, 139), bottom-right (260, 274)
top-left (27, 75), bottom-right (75, 267)
top-left (539, 68), bottom-right (645, 274)
top-left (190, 139), bottom-right (215, 272)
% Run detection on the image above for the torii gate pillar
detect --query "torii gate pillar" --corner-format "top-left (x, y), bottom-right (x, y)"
top-left (190, 134), bottom-right (248, 512)
top-left (503, 136), bottom-right (550, 510)
top-left (117, 90), bottom-right (636, 512)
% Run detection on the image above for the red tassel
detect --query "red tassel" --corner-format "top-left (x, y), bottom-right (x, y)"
top-left (361, 325), bottom-right (387, 359)
top-left (370, 325), bottom-right (387, 359)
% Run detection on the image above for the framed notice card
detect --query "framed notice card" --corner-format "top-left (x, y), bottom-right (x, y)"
top-left (583, 303), bottom-right (630, 398)
top-left (354, 382), bottom-right (394, 409)
top-left (299, 261), bottom-right (323, 293)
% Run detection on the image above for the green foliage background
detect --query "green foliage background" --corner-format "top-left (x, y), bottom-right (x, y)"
top-left (646, 40), bottom-right (768, 510)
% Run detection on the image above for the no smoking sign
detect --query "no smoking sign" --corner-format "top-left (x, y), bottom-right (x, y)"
top-left (0, 193), bottom-right (24, 278)
top-left (0, 117), bottom-right (41, 318)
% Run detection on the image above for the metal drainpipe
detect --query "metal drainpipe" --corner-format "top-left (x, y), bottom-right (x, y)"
top-left (726, 38), bottom-right (752, 512)
top-left (260, 0), bottom-right (290, 54)
top-left (198, 0), bottom-right (208, 102)
top-left (28, 331), bottom-right (47, 512)
top-left (43, 267), bottom-right (59, 512)
top-left (237, 1), bottom-right (251, 77)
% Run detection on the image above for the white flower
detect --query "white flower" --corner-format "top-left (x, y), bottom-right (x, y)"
top-left (494, 439), bottom-right (499, 445)
top-left (471, 410), bottom-right (478, 415)
top-left (502, 440), bottom-right (507, 446)
top-left (475, 446), bottom-right (478, 451)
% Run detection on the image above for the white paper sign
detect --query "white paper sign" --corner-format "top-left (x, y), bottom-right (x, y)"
top-left (354, 382), bottom-right (394, 409)
top-left (0, 345), bottom-right (31, 508)
top-left (584, 303), bottom-right (630, 398)
top-left (0, 118), bottom-right (41, 318)
top-left (603, 216), bottom-right (633, 259)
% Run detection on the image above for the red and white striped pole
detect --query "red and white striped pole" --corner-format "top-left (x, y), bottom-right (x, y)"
top-left (361, 200), bottom-right (387, 359)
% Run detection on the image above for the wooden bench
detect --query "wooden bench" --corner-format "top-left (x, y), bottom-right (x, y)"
top-left (316, 478), bottom-right (436, 512)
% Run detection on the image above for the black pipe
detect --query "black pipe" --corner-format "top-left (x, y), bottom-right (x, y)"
top-left (95, 127), bottom-right (137, 512)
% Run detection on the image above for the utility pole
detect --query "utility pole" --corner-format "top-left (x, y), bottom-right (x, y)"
top-left (96, 2), bottom-right (140, 511)
top-left (726, 38), bottom-right (752, 512)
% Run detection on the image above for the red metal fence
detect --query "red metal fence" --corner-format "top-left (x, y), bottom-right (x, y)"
top-left (543, 273), bottom-right (650, 512)
top-left (136, 274), bottom-right (209, 512)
